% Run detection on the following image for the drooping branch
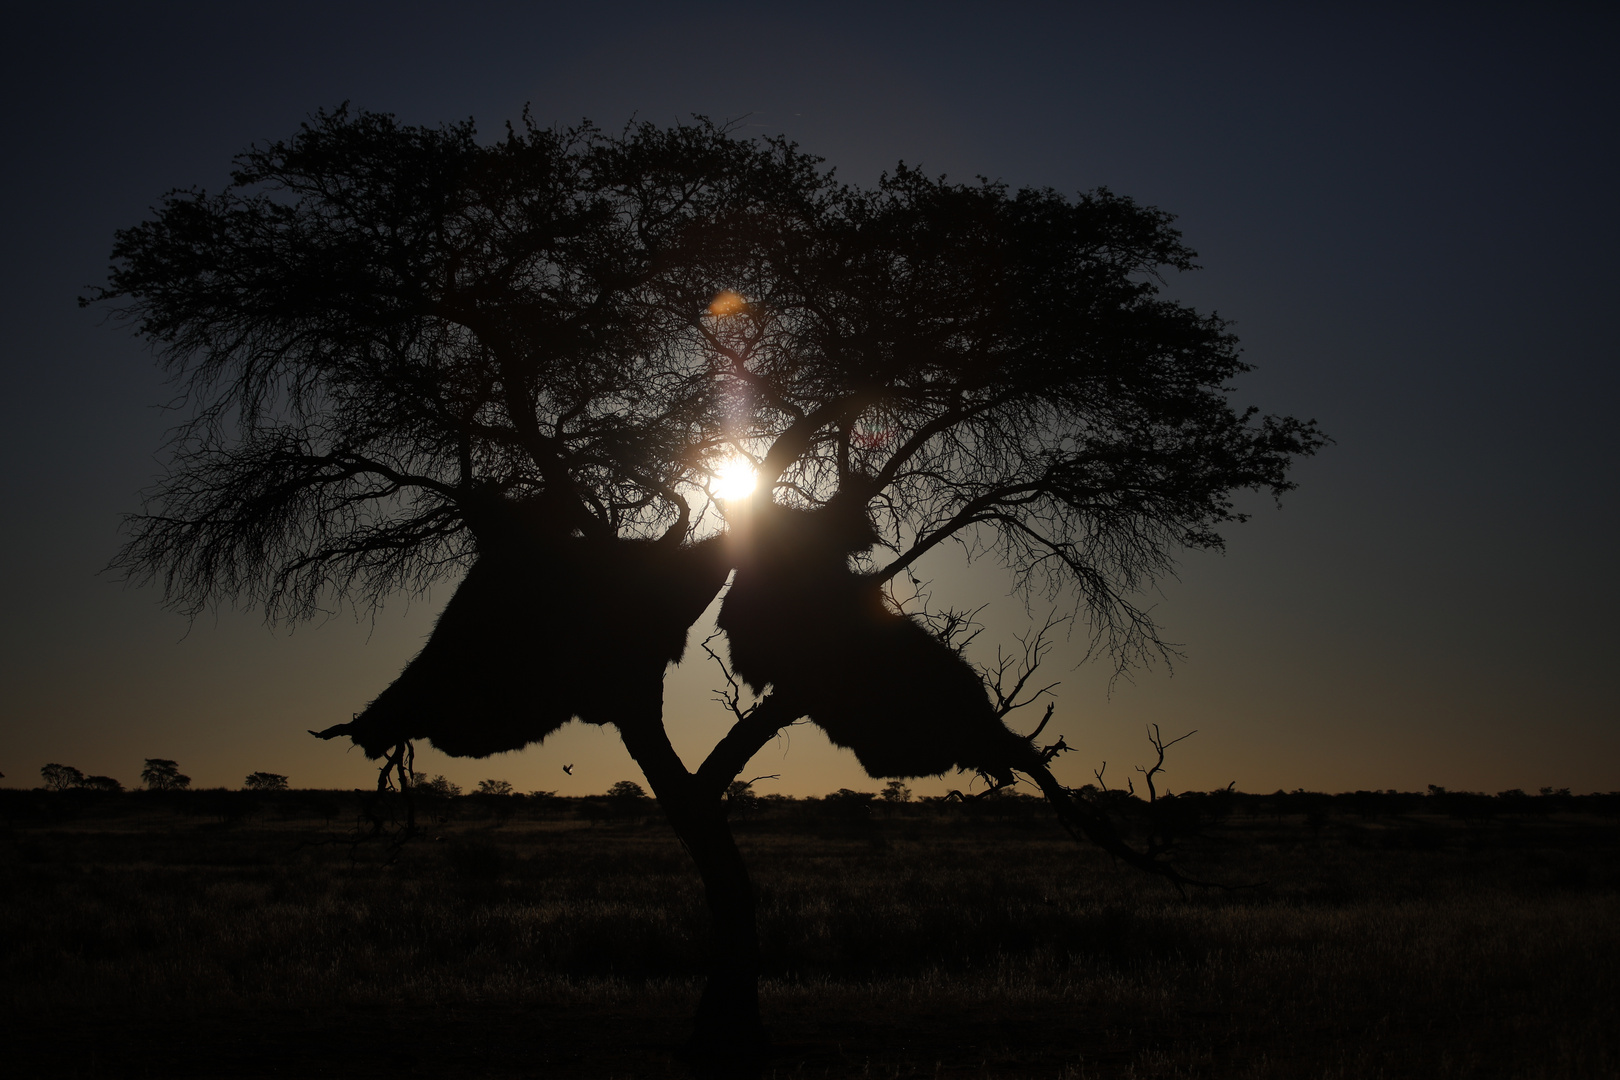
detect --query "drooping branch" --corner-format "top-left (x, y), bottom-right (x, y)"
top-left (931, 604), bottom-right (1229, 894)
top-left (1017, 758), bottom-right (1228, 896)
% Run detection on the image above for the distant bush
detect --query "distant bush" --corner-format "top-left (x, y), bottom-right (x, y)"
top-left (725, 780), bottom-right (761, 820)
top-left (81, 775), bottom-right (124, 793)
top-left (822, 788), bottom-right (877, 821)
top-left (606, 780), bottom-right (649, 800)
top-left (476, 779), bottom-right (515, 796)
top-left (415, 774), bottom-right (462, 798)
top-left (243, 772), bottom-right (289, 791)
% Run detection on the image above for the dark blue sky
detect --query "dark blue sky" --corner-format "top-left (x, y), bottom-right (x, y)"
top-left (2, 3), bottom-right (1615, 795)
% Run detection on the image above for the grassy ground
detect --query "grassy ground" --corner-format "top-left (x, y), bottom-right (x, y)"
top-left (1, 792), bottom-right (1616, 1078)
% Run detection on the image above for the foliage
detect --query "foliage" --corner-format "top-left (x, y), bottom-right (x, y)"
top-left (89, 106), bottom-right (1321, 667)
top-left (415, 774), bottom-right (462, 798)
top-left (243, 771), bottom-right (289, 791)
top-left (88, 108), bottom-right (831, 621)
top-left (140, 759), bottom-right (191, 791)
top-left (37, 767), bottom-right (123, 794)
top-left (475, 778), bottom-right (515, 796)
top-left (724, 779), bottom-right (762, 819)
top-left (881, 780), bottom-right (912, 803)
top-left (39, 764), bottom-right (84, 791)
top-left (607, 780), bottom-right (650, 800)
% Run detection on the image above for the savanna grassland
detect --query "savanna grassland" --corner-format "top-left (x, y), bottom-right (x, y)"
top-left (2, 787), bottom-right (1616, 1079)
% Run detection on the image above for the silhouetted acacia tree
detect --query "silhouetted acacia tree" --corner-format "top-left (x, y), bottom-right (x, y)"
top-left (140, 758), bottom-right (190, 791)
top-left (91, 107), bottom-right (1324, 1059)
top-left (414, 773), bottom-right (461, 798)
top-left (40, 763), bottom-right (84, 791)
top-left (243, 771), bottom-right (289, 791)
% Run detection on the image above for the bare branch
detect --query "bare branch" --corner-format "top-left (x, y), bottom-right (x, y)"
top-left (694, 692), bottom-right (806, 799)
top-left (1135, 723), bottom-right (1196, 806)
top-left (701, 630), bottom-right (758, 725)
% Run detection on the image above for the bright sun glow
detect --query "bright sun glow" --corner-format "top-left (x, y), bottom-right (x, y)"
top-left (713, 456), bottom-right (758, 500)
top-left (708, 290), bottom-right (747, 316)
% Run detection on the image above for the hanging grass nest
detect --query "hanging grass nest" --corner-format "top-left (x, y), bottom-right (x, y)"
top-left (718, 495), bottom-right (1033, 781)
top-left (314, 534), bottom-right (728, 759)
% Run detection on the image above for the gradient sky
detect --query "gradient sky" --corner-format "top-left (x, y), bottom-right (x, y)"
top-left (2, 3), bottom-right (1616, 798)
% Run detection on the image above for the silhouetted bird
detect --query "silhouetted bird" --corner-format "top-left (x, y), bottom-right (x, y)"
top-left (563, 764), bottom-right (574, 775)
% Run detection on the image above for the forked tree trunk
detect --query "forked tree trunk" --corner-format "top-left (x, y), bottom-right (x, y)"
top-left (611, 675), bottom-right (769, 1062)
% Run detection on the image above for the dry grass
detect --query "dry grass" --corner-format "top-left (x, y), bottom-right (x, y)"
top-left (1, 793), bottom-right (1615, 1078)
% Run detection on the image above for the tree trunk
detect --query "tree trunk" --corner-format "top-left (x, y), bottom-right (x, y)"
top-left (611, 679), bottom-right (769, 1063)
top-left (665, 793), bottom-right (768, 1058)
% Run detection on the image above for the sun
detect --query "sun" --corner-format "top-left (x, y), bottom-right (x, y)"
top-left (713, 456), bottom-right (757, 500)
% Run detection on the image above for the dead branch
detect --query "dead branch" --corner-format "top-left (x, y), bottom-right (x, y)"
top-left (1017, 754), bottom-right (1231, 897)
top-left (944, 767), bottom-right (1020, 802)
top-left (314, 738), bottom-right (421, 864)
top-left (1028, 702), bottom-right (1057, 742)
top-left (1019, 724), bottom-right (1259, 895)
top-left (702, 630), bottom-right (758, 724)
top-left (1094, 761), bottom-right (1135, 798)
top-left (984, 614), bottom-right (1068, 720)
top-left (896, 572), bottom-right (987, 656)
top-left (1135, 723), bottom-right (1196, 805)
top-left (1037, 734), bottom-right (1071, 766)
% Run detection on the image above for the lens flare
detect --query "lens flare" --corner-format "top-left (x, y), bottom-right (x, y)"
top-left (713, 456), bottom-right (757, 500)
top-left (708, 290), bottom-right (747, 316)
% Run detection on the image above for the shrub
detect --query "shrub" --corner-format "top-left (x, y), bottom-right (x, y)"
top-left (417, 774), bottom-right (461, 798)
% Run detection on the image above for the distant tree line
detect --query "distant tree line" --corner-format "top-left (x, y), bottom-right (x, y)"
top-left (12, 762), bottom-right (1620, 816)
top-left (29, 759), bottom-right (275, 792)
top-left (3, 779), bottom-right (1616, 841)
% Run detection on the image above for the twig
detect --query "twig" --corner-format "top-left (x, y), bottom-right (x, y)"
top-left (702, 630), bottom-right (757, 723)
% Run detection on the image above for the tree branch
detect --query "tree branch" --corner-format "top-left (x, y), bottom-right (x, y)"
top-left (695, 692), bottom-right (805, 800)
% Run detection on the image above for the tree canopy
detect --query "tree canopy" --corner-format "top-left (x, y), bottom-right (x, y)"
top-left (139, 758), bottom-right (190, 792)
top-left (92, 106), bottom-right (1319, 664)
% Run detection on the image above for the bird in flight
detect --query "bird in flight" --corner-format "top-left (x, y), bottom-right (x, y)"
top-left (563, 764), bottom-right (574, 775)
